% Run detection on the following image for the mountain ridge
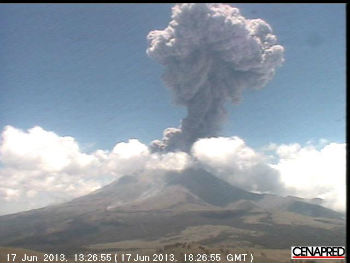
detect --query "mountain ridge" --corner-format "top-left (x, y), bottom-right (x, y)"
top-left (0, 168), bottom-right (345, 252)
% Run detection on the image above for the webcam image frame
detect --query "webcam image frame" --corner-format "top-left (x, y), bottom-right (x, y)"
top-left (0, 3), bottom-right (346, 263)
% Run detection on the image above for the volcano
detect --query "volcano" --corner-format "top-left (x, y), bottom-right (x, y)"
top-left (0, 168), bottom-right (345, 256)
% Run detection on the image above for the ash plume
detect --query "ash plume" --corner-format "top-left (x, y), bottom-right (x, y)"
top-left (147, 3), bottom-right (284, 152)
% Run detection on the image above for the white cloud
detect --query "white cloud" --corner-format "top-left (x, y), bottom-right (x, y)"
top-left (0, 126), bottom-right (345, 215)
top-left (0, 126), bottom-right (191, 215)
top-left (0, 126), bottom-right (108, 215)
top-left (191, 137), bottom-right (284, 194)
top-left (105, 138), bottom-right (192, 177)
top-left (146, 151), bottom-right (192, 172)
top-left (272, 142), bottom-right (346, 211)
top-left (191, 137), bottom-right (346, 212)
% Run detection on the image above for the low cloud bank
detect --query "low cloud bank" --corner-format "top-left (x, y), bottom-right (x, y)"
top-left (0, 126), bottom-right (345, 215)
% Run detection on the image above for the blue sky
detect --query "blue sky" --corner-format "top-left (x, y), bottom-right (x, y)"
top-left (0, 4), bottom-right (345, 151)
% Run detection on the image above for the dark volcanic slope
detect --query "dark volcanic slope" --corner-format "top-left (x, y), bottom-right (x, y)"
top-left (0, 168), bottom-right (345, 251)
top-left (165, 169), bottom-right (261, 206)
